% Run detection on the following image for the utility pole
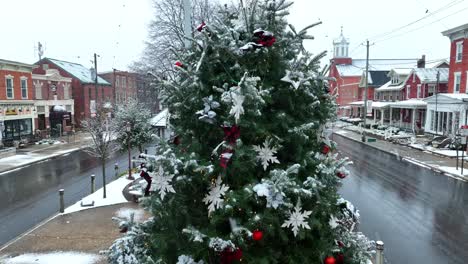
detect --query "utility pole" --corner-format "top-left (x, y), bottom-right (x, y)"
top-left (182, 0), bottom-right (192, 49)
top-left (94, 53), bottom-right (98, 103)
top-left (362, 40), bottom-right (370, 142)
top-left (435, 70), bottom-right (440, 135)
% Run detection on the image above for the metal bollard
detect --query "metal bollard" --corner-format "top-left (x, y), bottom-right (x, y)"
top-left (114, 163), bottom-right (119, 178)
top-left (91, 174), bottom-right (95, 194)
top-left (59, 189), bottom-right (65, 213)
top-left (132, 156), bottom-right (136, 169)
top-left (375, 241), bottom-right (384, 264)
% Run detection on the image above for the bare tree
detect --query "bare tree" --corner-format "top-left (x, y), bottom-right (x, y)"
top-left (131, 0), bottom-right (219, 75)
top-left (81, 105), bottom-right (119, 198)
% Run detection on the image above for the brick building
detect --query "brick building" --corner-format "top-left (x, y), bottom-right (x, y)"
top-left (33, 58), bottom-right (112, 126)
top-left (442, 23), bottom-right (468, 93)
top-left (328, 29), bottom-right (417, 117)
top-left (99, 70), bottom-right (137, 105)
top-left (0, 59), bottom-right (36, 144)
top-left (32, 69), bottom-right (74, 135)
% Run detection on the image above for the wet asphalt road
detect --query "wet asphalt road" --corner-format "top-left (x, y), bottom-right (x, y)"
top-left (334, 134), bottom-right (468, 264)
top-left (0, 149), bottom-right (138, 247)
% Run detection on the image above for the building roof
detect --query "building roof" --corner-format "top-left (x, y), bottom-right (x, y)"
top-left (335, 59), bottom-right (418, 77)
top-left (372, 101), bottom-right (393, 109)
top-left (425, 59), bottom-right (449, 68)
top-left (441, 23), bottom-right (468, 37)
top-left (391, 68), bottom-right (413, 75)
top-left (390, 99), bottom-right (427, 109)
top-left (369, 71), bottom-right (390, 86)
top-left (424, 93), bottom-right (468, 104)
top-left (413, 68), bottom-right (449, 83)
top-left (0, 59), bottom-right (37, 69)
top-left (150, 108), bottom-right (169, 127)
top-left (41, 58), bottom-right (111, 85)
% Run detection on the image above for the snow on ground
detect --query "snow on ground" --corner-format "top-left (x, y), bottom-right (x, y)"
top-left (115, 207), bottom-right (145, 222)
top-left (0, 147), bottom-right (81, 170)
top-left (1, 251), bottom-right (101, 264)
top-left (63, 173), bottom-right (140, 214)
top-left (437, 166), bottom-right (468, 177)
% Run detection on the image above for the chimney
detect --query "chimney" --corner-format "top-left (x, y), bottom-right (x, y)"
top-left (417, 55), bottom-right (426, 68)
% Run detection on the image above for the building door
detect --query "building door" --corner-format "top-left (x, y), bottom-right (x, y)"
top-left (38, 114), bottom-right (46, 130)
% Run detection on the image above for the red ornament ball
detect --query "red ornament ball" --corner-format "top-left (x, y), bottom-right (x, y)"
top-left (337, 172), bottom-right (347, 179)
top-left (322, 144), bottom-right (331, 154)
top-left (252, 230), bottom-right (263, 241)
top-left (175, 61), bottom-right (183, 67)
top-left (324, 256), bottom-right (336, 264)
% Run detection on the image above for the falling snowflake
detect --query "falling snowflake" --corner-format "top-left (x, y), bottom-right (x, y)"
top-left (253, 139), bottom-right (280, 170)
top-left (203, 176), bottom-right (229, 215)
top-left (229, 92), bottom-right (245, 124)
top-left (282, 200), bottom-right (312, 237)
top-left (152, 166), bottom-right (176, 200)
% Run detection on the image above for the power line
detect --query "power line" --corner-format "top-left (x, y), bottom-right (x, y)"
top-left (375, 5), bottom-right (468, 43)
top-left (369, 0), bottom-right (464, 42)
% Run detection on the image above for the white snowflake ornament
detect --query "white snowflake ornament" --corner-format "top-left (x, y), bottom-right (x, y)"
top-left (281, 70), bottom-right (307, 90)
top-left (152, 166), bottom-right (176, 200)
top-left (282, 199), bottom-right (312, 237)
top-left (203, 176), bottom-right (229, 216)
top-left (229, 92), bottom-right (245, 124)
top-left (253, 139), bottom-right (280, 170)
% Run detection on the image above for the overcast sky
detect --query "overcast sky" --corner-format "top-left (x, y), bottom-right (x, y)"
top-left (0, 0), bottom-right (466, 72)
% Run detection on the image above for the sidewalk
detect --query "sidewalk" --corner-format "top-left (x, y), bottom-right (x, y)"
top-left (0, 174), bottom-right (146, 264)
top-left (0, 132), bottom-right (92, 174)
top-left (333, 126), bottom-right (468, 182)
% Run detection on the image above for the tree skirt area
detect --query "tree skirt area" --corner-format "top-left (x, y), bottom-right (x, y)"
top-left (1, 251), bottom-right (102, 264)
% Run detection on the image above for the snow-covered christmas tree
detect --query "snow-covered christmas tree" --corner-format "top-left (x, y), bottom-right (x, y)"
top-left (108, 1), bottom-right (373, 263)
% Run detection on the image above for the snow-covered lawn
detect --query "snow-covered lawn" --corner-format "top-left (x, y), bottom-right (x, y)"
top-left (63, 173), bottom-right (140, 214)
top-left (1, 251), bottom-right (101, 264)
top-left (115, 207), bottom-right (145, 223)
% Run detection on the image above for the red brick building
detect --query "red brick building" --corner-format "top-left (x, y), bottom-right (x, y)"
top-left (442, 23), bottom-right (468, 93)
top-left (99, 70), bottom-right (137, 105)
top-left (328, 30), bottom-right (417, 117)
top-left (32, 69), bottom-right (74, 135)
top-left (33, 58), bottom-right (112, 126)
top-left (0, 59), bottom-right (36, 144)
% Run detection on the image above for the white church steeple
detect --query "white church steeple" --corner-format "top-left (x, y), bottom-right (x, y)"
top-left (333, 26), bottom-right (350, 58)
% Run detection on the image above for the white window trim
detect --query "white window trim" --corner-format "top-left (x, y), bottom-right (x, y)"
top-left (417, 84), bottom-right (421, 98)
top-left (454, 72), bottom-right (461, 93)
top-left (406, 85), bottom-right (411, 99)
top-left (5, 75), bottom-right (14, 99)
top-left (456, 41), bottom-right (463, 63)
top-left (20, 76), bottom-right (28, 99)
top-left (466, 71), bottom-right (468, 94)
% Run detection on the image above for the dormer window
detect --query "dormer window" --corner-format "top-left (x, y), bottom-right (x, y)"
top-left (391, 75), bottom-right (399, 84)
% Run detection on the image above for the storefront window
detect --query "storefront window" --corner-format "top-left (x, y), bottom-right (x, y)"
top-left (3, 119), bottom-right (33, 141)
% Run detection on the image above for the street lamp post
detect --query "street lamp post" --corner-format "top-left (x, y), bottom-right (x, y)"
top-left (126, 122), bottom-right (134, 180)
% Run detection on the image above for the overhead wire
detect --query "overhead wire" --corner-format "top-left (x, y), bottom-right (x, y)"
top-left (369, 0), bottom-right (464, 42)
top-left (374, 5), bottom-right (468, 44)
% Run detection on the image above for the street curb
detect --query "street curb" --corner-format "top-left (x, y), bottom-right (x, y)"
top-left (0, 213), bottom-right (59, 252)
top-left (333, 131), bottom-right (468, 182)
